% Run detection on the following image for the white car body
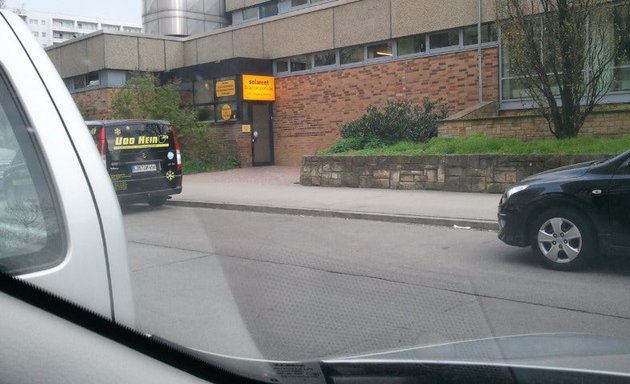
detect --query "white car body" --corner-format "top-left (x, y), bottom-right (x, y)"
top-left (0, 10), bottom-right (134, 327)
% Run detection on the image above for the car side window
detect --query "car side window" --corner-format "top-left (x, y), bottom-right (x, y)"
top-left (0, 70), bottom-right (64, 275)
top-left (617, 158), bottom-right (630, 175)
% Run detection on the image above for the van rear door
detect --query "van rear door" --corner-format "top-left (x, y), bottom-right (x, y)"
top-left (105, 122), bottom-right (180, 196)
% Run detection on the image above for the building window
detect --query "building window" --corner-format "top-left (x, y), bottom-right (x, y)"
top-left (613, 4), bottom-right (630, 92)
top-left (290, 55), bottom-right (312, 72)
top-left (77, 22), bottom-right (97, 30)
top-left (41, 20), bottom-right (46, 25)
top-left (42, 32), bottom-right (46, 37)
top-left (102, 24), bottom-right (120, 31)
top-left (463, 23), bottom-right (498, 46)
top-left (397, 34), bottom-right (426, 56)
top-left (33, 32), bottom-right (39, 37)
top-left (340, 45), bottom-right (364, 65)
top-left (186, 76), bottom-right (238, 123)
top-left (196, 105), bottom-right (215, 121)
top-left (313, 50), bottom-right (336, 67)
top-left (291, 0), bottom-right (308, 6)
top-left (193, 79), bottom-right (214, 104)
top-left (367, 41), bottom-right (393, 60)
top-left (29, 19), bottom-right (38, 24)
top-left (52, 18), bottom-right (74, 28)
top-left (73, 76), bottom-right (86, 90)
top-left (259, 2), bottom-right (279, 18)
top-left (242, 7), bottom-right (258, 20)
top-left (273, 23), bottom-right (500, 76)
top-left (276, 59), bottom-right (289, 73)
top-left (501, 3), bottom-right (630, 102)
top-left (86, 72), bottom-right (100, 87)
top-left (429, 29), bottom-right (460, 50)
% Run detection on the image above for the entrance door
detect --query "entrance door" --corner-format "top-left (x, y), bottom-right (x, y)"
top-left (251, 103), bottom-right (273, 166)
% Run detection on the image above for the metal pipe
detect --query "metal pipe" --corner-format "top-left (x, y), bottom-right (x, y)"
top-left (478, 0), bottom-right (483, 103)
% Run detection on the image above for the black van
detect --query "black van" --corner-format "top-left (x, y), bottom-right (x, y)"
top-left (86, 120), bottom-right (182, 206)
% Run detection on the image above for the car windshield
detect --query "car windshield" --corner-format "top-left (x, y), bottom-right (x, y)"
top-left (4, 0), bottom-right (630, 380)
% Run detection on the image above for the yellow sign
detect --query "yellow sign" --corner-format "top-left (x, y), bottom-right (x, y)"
top-left (112, 135), bottom-right (169, 150)
top-left (241, 124), bottom-right (251, 133)
top-left (221, 104), bottom-right (233, 121)
top-left (215, 80), bottom-right (236, 97)
top-left (242, 75), bottom-right (275, 101)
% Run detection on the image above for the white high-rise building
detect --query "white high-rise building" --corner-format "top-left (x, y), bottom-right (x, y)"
top-left (12, 9), bottom-right (142, 47)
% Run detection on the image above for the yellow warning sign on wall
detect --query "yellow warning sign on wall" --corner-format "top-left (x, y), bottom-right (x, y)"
top-left (242, 75), bottom-right (275, 101)
top-left (216, 80), bottom-right (236, 97)
top-left (221, 104), bottom-right (233, 121)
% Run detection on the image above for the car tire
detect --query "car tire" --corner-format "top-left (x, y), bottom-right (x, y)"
top-left (530, 207), bottom-right (597, 271)
top-left (148, 196), bottom-right (167, 207)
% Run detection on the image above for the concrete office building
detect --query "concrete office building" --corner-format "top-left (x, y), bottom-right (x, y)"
top-left (13, 9), bottom-right (142, 47)
top-left (46, 0), bottom-right (630, 167)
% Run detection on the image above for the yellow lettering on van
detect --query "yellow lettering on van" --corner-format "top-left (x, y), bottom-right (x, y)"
top-left (138, 136), bottom-right (160, 145)
top-left (115, 137), bottom-right (136, 146)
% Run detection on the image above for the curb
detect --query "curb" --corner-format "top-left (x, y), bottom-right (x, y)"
top-left (166, 200), bottom-right (499, 231)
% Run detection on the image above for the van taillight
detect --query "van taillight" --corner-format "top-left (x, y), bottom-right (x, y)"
top-left (97, 127), bottom-right (107, 167)
top-left (171, 126), bottom-right (182, 172)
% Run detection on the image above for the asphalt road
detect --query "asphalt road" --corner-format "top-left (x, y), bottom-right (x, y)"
top-left (123, 204), bottom-right (630, 361)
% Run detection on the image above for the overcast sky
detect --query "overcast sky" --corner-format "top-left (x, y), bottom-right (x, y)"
top-left (5, 0), bottom-right (142, 25)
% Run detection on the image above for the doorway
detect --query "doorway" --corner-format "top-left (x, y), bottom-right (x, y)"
top-left (251, 103), bottom-right (273, 166)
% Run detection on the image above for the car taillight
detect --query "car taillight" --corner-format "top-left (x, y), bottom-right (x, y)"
top-left (170, 126), bottom-right (182, 172)
top-left (96, 127), bottom-right (107, 167)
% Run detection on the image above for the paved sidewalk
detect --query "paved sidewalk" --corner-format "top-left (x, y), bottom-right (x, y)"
top-left (169, 166), bottom-right (502, 230)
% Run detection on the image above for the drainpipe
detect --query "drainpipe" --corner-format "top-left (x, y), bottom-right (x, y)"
top-left (478, 0), bottom-right (483, 103)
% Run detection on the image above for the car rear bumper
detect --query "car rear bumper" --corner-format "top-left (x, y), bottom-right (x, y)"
top-left (498, 205), bottom-right (530, 247)
top-left (117, 186), bottom-right (182, 203)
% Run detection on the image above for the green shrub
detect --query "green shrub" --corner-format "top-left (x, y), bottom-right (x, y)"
top-left (111, 72), bottom-right (200, 139)
top-left (324, 138), bottom-right (364, 154)
top-left (339, 99), bottom-right (448, 150)
top-left (320, 133), bottom-right (630, 156)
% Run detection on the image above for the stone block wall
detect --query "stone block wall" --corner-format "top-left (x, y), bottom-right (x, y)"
top-left (301, 154), bottom-right (607, 193)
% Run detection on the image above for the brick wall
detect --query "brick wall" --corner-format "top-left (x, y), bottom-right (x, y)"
top-left (439, 104), bottom-right (630, 139)
top-left (72, 88), bottom-right (117, 120)
top-left (273, 47), bottom-right (499, 166)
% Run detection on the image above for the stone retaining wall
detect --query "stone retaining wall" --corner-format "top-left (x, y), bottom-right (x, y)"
top-left (300, 154), bottom-right (608, 193)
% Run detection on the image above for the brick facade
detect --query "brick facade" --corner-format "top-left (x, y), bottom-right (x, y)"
top-left (273, 47), bottom-right (499, 166)
top-left (72, 88), bottom-right (118, 120)
top-left (439, 103), bottom-right (630, 139)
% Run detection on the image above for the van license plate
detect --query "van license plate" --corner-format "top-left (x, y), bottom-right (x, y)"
top-left (132, 163), bottom-right (158, 173)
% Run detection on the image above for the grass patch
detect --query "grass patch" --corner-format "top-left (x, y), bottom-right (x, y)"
top-left (182, 157), bottom-right (240, 175)
top-left (320, 134), bottom-right (630, 156)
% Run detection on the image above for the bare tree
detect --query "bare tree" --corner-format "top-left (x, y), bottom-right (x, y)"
top-left (497, 0), bottom-right (629, 138)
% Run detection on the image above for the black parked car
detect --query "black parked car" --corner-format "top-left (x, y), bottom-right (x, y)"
top-left (86, 120), bottom-right (183, 206)
top-left (498, 149), bottom-right (630, 271)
